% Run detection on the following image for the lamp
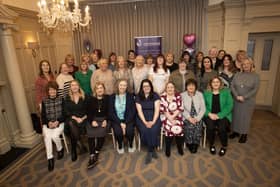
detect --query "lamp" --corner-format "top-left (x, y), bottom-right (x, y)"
top-left (37, 0), bottom-right (92, 32)
top-left (27, 42), bottom-right (39, 57)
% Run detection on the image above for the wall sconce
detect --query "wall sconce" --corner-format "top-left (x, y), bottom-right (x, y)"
top-left (27, 42), bottom-right (39, 58)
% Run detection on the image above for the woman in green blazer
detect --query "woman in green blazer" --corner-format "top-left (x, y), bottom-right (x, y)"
top-left (203, 76), bottom-right (233, 156)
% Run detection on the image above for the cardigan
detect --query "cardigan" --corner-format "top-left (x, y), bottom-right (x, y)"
top-left (109, 93), bottom-right (136, 125)
top-left (203, 88), bottom-right (233, 122)
top-left (181, 91), bottom-right (205, 121)
top-left (169, 69), bottom-right (196, 93)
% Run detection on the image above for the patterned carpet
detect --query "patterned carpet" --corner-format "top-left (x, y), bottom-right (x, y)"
top-left (0, 110), bottom-right (279, 187)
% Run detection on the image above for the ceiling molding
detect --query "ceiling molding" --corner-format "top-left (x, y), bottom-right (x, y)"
top-left (80, 0), bottom-right (152, 6)
top-left (6, 5), bottom-right (37, 19)
top-left (0, 3), bottom-right (18, 24)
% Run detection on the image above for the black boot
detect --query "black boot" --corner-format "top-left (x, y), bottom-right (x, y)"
top-left (48, 158), bottom-right (54, 171)
top-left (188, 144), bottom-right (193, 153)
top-left (87, 155), bottom-right (98, 169)
top-left (229, 132), bottom-right (240, 139)
top-left (165, 146), bottom-right (171, 157)
top-left (57, 148), bottom-right (64, 160)
top-left (191, 144), bottom-right (198, 154)
top-left (71, 146), bottom-right (77, 161)
top-left (177, 144), bottom-right (184, 156)
top-left (239, 134), bottom-right (247, 143)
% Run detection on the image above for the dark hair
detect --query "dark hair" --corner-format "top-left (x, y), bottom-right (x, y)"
top-left (181, 51), bottom-right (192, 62)
top-left (128, 49), bottom-right (135, 55)
top-left (200, 56), bottom-right (213, 77)
top-left (138, 79), bottom-right (154, 100)
top-left (93, 49), bottom-right (103, 59)
top-left (222, 54), bottom-right (237, 73)
top-left (153, 54), bottom-right (167, 73)
top-left (46, 81), bottom-right (58, 96)
top-left (195, 51), bottom-right (204, 61)
top-left (39, 59), bottom-right (53, 77)
top-left (146, 54), bottom-right (153, 60)
top-left (185, 78), bottom-right (198, 91)
top-left (108, 52), bottom-right (117, 63)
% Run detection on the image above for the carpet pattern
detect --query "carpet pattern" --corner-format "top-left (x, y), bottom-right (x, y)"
top-left (0, 110), bottom-right (279, 187)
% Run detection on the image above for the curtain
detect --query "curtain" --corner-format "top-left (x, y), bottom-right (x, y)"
top-left (73, 0), bottom-right (207, 62)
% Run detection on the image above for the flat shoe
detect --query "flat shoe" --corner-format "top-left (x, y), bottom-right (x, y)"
top-left (219, 147), bottom-right (226, 156)
top-left (210, 146), bottom-right (216, 155)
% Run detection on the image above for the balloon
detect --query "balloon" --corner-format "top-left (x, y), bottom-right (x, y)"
top-left (184, 47), bottom-right (195, 56)
top-left (183, 33), bottom-right (196, 47)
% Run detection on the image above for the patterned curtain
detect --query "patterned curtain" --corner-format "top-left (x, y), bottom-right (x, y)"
top-left (73, 0), bottom-right (207, 63)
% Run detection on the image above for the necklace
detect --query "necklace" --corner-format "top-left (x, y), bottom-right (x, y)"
top-left (97, 99), bottom-right (103, 112)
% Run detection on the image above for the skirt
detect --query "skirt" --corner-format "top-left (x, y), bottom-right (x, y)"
top-left (86, 117), bottom-right (109, 138)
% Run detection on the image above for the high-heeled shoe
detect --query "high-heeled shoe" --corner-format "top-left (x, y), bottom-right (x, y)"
top-left (48, 158), bottom-right (54, 171)
top-left (57, 148), bottom-right (64, 160)
top-left (229, 132), bottom-right (240, 139)
top-left (71, 148), bottom-right (77, 161)
top-left (239, 134), bottom-right (247, 143)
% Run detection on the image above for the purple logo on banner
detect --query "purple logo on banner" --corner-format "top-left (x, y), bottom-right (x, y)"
top-left (135, 36), bottom-right (162, 57)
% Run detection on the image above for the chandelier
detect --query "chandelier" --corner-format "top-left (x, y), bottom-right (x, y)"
top-left (37, 0), bottom-right (92, 32)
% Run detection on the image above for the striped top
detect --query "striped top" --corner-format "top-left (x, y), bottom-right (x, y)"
top-left (56, 73), bottom-right (74, 98)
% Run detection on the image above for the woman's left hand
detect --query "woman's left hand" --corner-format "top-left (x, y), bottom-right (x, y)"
top-left (102, 120), bottom-right (107, 128)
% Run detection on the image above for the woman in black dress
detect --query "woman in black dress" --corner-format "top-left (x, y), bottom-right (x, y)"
top-left (86, 82), bottom-right (109, 169)
top-left (64, 80), bottom-right (88, 162)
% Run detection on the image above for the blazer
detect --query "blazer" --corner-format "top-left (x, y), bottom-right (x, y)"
top-left (109, 92), bottom-right (136, 126)
top-left (203, 88), bottom-right (233, 122)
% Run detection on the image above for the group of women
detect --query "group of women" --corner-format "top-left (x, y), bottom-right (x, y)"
top-left (35, 49), bottom-right (259, 172)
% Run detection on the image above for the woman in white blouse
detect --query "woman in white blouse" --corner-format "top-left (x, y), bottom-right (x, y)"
top-left (149, 54), bottom-right (170, 94)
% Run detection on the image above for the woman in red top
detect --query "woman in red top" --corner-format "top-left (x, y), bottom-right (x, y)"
top-left (35, 60), bottom-right (55, 112)
top-left (160, 82), bottom-right (184, 157)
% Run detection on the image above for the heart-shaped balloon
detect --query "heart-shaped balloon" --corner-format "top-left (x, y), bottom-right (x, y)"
top-left (183, 34), bottom-right (196, 47)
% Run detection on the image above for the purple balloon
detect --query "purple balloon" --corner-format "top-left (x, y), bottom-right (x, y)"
top-left (183, 33), bottom-right (196, 47)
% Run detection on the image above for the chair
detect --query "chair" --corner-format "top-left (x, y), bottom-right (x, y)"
top-left (201, 122), bottom-right (207, 148)
top-left (109, 128), bottom-right (116, 149)
top-left (61, 132), bottom-right (69, 153)
top-left (110, 127), bottom-right (139, 151)
top-left (160, 126), bottom-right (165, 150)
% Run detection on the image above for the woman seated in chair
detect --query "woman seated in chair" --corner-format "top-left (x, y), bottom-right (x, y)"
top-left (181, 79), bottom-right (206, 154)
top-left (86, 82), bottom-right (109, 169)
top-left (160, 82), bottom-right (184, 157)
top-left (203, 76), bottom-right (233, 156)
top-left (64, 80), bottom-right (89, 162)
top-left (109, 79), bottom-right (136, 154)
top-left (135, 79), bottom-right (161, 164)
top-left (41, 81), bottom-right (65, 172)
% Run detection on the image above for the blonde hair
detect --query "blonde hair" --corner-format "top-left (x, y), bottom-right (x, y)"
top-left (116, 56), bottom-right (128, 70)
top-left (69, 80), bottom-right (85, 101)
top-left (97, 58), bottom-right (108, 68)
top-left (65, 54), bottom-right (75, 63)
top-left (81, 54), bottom-right (90, 62)
top-left (241, 57), bottom-right (255, 72)
top-left (93, 82), bottom-right (106, 97)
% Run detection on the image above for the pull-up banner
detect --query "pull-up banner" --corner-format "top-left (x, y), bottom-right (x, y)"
top-left (134, 36), bottom-right (162, 57)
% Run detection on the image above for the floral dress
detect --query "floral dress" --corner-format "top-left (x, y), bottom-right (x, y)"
top-left (160, 92), bottom-right (184, 137)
